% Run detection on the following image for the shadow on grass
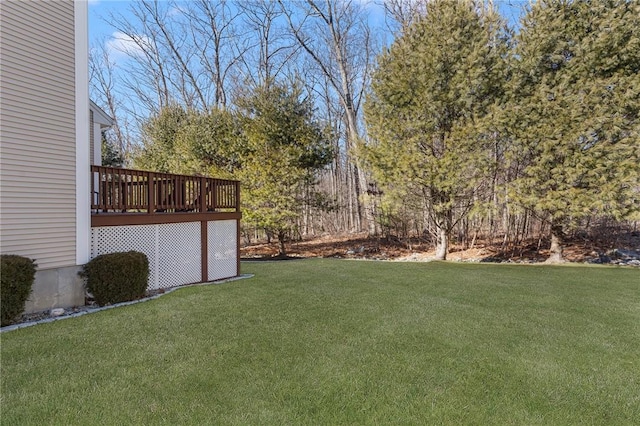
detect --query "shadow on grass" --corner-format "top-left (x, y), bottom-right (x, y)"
top-left (241, 254), bottom-right (306, 261)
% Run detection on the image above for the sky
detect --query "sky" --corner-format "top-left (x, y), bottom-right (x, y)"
top-left (88, 0), bottom-right (526, 51)
top-left (87, 0), bottom-right (526, 131)
top-left (89, 0), bottom-right (127, 41)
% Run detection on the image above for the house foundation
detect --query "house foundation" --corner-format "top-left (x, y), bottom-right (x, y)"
top-left (24, 266), bottom-right (85, 314)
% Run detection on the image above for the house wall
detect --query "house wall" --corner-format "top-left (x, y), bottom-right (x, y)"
top-left (1, 1), bottom-right (88, 312)
top-left (93, 122), bottom-right (103, 166)
top-left (75, 1), bottom-right (91, 267)
top-left (90, 110), bottom-right (95, 164)
top-left (89, 105), bottom-right (107, 166)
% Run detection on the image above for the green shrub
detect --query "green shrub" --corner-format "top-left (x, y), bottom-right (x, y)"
top-left (1, 255), bottom-right (37, 326)
top-left (82, 251), bottom-right (149, 306)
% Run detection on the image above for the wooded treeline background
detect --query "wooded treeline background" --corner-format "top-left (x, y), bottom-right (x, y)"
top-left (91, 0), bottom-right (639, 261)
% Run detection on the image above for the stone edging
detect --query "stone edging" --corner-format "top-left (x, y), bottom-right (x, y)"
top-left (1, 274), bottom-right (254, 333)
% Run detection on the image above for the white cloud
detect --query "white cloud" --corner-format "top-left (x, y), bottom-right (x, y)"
top-left (353, 0), bottom-right (381, 10)
top-left (106, 31), bottom-right (150, 59)
top-left (167, 5), bottom-right (185, 17)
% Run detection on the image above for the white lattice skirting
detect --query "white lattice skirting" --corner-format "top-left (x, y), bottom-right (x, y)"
top-left (208, 220), bottom-right (238, 281)
top-left (91, 220), bottom-right (237, 290)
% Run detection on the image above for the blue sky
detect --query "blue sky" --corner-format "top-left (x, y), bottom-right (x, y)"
top-left (89, 0), bottom-right (525, 49)
top-left (88, 0), bottom-right (525, 127)
top-left (89, 0), bottom-right (130, 42)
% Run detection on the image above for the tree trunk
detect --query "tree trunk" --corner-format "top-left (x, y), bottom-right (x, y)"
top-left (435, 227), bottom-right (448, 260)
top-left (277, 231), bottom-right (287, 257)
top-left (546, 222), bottom-right (564, 263)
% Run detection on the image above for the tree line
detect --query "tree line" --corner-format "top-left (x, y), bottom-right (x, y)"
top-left (91, 0), bottom-right (640, 261)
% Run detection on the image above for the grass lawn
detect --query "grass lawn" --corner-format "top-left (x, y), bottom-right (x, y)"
top-left (2, 260), bottom-right (639, 424)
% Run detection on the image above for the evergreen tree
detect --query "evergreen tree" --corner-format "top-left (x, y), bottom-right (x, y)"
top-left (237, 82), bottom-right (333, 256)
top-left (133, 83), bottom-right (332, 255)
top-left (364, 0), bottom-right (509, 259)
top-left (504, 0), bottom-right (640, 262)
top-left (101, 132), bottom-right (124, 167)
top-left (173, 107), bottom-right (243, 178)
top-left (134, 105), bottom-right (189, 173)
top-left (134, 105), bottom-right (242, 177)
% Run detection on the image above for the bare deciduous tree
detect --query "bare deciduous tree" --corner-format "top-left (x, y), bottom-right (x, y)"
top-left (279, 0), bottom-right (378, 233)
top-left (236, 0), bottom-right (300, 87)
top-left (381, 0), bottom-right (429, 33)
top-left (89, 41), bottom-right (133, 156)
top-left (185, 0), bottom-right (246, 107)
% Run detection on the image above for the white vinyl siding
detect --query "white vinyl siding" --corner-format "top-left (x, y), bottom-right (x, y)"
top-left (0, 1), bottom-right (77, 269)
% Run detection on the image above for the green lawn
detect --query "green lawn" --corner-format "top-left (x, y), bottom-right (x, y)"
top-left (2, 260), bottom-right (639, 425)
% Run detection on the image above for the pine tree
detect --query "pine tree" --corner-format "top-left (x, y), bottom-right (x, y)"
top-left (237, 82), bottom-right (333, 256)
top-left (173, 107), bottom-right (243, 178)
top-left (133, 83), bottom-right (332, 255)
top-left (364, 0), bottom-right (509, 259)
top-left (134, 105), bottom-right (242, 177)
top-left (101, 132), bottom-right (124, 167)
top-left (505, 0), bottom-right (640, 262)
top-left (134, 105), bottom-right (189, 173)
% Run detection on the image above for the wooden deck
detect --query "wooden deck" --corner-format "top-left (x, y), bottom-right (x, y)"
top-left (91, 166), bottom-right (241, 227)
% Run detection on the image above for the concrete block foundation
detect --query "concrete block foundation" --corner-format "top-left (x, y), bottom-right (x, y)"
top-left (24, 266), bottom-right (85, 314)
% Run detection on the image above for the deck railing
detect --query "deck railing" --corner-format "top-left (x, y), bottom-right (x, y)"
top-left (91, 166), bottom-right (240, 214)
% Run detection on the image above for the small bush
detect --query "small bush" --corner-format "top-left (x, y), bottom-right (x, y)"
top-left (1, 255), bottom-right (37, 326)
top-left (82, 251), bottom-right (149, 306)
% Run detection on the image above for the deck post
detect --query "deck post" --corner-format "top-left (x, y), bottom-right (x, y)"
top-left (200, 176), bottom-right (207, 212)
top-left (201, 220), bottom-right (208, 282)
top-left (235, 181), bottom-right (240, 213)
top-left (236, 183), bottom-right (241, 275)
top-left (236, 217), bottom-right (241, 277)
top-left (148, 172), bottom-right (155, 214)
top-left (212, 179), bottom-right (217, 210)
